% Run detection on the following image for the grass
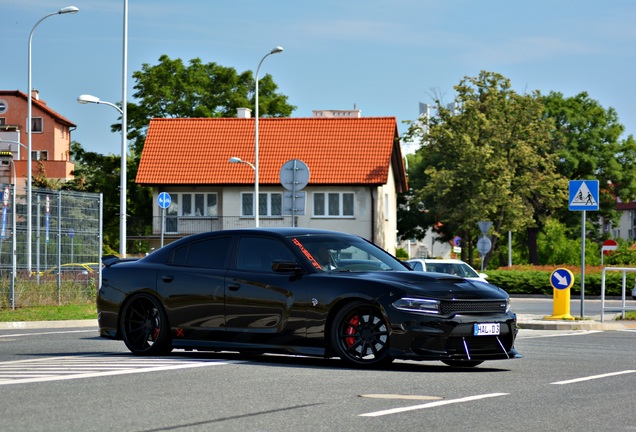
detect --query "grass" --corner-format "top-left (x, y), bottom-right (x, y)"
top-left (618, 310), bottom-right (636, 320)
top-left (0, 303), bottom-right (97, 322)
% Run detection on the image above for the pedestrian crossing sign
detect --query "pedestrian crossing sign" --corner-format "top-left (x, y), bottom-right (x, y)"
top-left (569, 180), bottom-right (599, 211)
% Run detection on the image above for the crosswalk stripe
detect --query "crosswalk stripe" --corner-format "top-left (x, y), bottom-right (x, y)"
top-left (0, 354), bottom-right (236, 386)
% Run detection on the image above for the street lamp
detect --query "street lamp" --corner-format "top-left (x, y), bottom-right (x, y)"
top-left (254, 46), bottom-right (283, 228)
top-left (229, 157), bottom-right (256, 221)
top-left (27, 6), bottom-right (79, 273)
top-left (77, 94), bottom-right (126, 257)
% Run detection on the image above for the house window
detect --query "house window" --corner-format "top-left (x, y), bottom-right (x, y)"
top-left (240, 192), bottom-right (282, 217)
top-left (30, 117), bottom-right (43, 133)
top-left (0, 100), bottom-right (7, 114)
top-left (166, 192), bottom-right (218, 217)
top-left (313, 192), bottom-right (354, 217)
top-left (31, 150), bottom-right (48, 161)
top-left (0, 118), bottom-right (5, 125)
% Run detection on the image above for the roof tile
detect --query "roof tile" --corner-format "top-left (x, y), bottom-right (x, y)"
top-left (136, 117), bottom-right (405, 188)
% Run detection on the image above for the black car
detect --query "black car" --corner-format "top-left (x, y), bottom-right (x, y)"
top-left (97, 228), bottom-right (521, 368)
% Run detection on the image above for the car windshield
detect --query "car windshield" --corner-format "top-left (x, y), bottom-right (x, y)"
top-left (290, 235), bottom-right (407, 272)
top-left (425, 262), bottom-right (480, 278)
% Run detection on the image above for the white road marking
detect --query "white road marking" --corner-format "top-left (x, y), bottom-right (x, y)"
top-left (551, 370), bottom-right (636, 385)
top-left (359, 393), bottom-right (509, 417)
top-left (0, 355), bottom-right (236, 386)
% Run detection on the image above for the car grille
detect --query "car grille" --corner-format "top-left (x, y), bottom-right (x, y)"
top-left (439, 300), bottom-right (507, 315)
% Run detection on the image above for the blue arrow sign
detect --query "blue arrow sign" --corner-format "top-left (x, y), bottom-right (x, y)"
top-left (569, 180), bottom-right (599, 211)
top-left (158, 192), bottom-right (172, 209)
top-left (550, 268), bottom-right (574, 290)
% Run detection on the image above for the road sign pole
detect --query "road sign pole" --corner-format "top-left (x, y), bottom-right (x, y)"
top-left (161, 207), bottom-right (165, 248)
top-left (580, 210), bottom-right (586, 318)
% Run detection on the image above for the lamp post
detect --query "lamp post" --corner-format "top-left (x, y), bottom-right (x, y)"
top-left (77, 94), bottom-right (126, 257)
top-left (229, 157), bottom-right (256, 222)
top-left (254, 46), bottom-right (283, 228)
top-left (27, 6), bottom-right (79, 273)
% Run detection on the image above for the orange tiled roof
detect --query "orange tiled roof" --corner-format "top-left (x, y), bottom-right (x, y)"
top-left (0, 90), bottom-right (76, 127)
top-left (136, 117), bottom-right (407, 190)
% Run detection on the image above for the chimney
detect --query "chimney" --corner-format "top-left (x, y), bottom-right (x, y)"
top-left (31, 89), bottom-right (40, 101)
top-left (237, 107), bottom-right (251, 119)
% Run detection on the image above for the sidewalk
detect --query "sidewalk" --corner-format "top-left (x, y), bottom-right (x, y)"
top-left (0, 319), bottom-right (98, 330)
top-left (517, 314), bottom-right (636, 331)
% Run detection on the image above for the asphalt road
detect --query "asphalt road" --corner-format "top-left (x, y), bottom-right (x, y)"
top-left (1, 322), bottom-right (635, 432)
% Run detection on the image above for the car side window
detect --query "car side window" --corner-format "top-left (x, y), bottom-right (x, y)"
top-left (411, 262), bottom-right (423, 271)
top-left (237, 237), bottom-right (294, 273)
top-left (169, 237), bottom-right (231, 269)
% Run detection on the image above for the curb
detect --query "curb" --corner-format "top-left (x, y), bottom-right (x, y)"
top-left (0, 319), bottom-right (98, 330)
top-left (517, 313), bottom-right (636, 331)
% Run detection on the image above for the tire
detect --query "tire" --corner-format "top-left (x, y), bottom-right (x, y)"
top-left (120, 294), bottom-right (173, 356)
top-left (330, 301), bottom-right (393, 367)
top-left (441, 360), bottom-right (484, 368)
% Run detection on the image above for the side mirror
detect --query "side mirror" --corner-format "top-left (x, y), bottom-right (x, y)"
top-left (272, 260), bottom-right (304, 273)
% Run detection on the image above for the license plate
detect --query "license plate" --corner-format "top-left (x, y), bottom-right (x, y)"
top-left (473, 323), bottom-right (500, 336)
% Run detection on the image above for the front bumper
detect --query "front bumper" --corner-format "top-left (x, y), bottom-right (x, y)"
top-left (387, 311), bottom-right (521, 361)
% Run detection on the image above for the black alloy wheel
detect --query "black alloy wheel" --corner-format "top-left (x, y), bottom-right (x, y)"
top-left (330, 301), bottom-right (393, 367)
top-left (120, 294), bottom-right (173, 356)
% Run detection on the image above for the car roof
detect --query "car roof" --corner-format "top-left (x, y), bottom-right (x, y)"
top-left (142, 228), bottom-right (366, 263)
top-left (407, 259), bottom-right (468, 264)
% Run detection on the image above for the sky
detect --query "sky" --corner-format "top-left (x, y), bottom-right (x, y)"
top-left (2, 0), bottom-right (636, 156)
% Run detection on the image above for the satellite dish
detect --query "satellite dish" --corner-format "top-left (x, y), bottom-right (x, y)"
top-left (279, 160), bottom-right (310, 191)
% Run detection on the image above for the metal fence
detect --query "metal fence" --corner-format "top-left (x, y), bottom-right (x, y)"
top-left (0, 185), bottom-right (102, 309)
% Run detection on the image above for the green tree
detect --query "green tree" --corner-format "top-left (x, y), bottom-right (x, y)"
top-left (115, 55), bottom-right (295, 157)
top-left (67, 141), bottom-right (122, 254)
top-left (543, 91), bottom-right (636, 237)
top-left (400, 71), bottom-right (567, 267)
top-left (103, 55), bottom-right (295, 251)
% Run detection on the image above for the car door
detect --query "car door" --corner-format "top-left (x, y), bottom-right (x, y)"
top-left (156, 235), bottom-right (231, 338)
top-left (224, 235), bottom-right (307, 344)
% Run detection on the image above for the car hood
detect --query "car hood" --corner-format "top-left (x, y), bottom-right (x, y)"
top-left (331, 270), bottom-right (508, 300)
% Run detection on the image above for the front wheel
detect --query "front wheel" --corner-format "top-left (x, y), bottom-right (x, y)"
top-left (330, 301), bottom-right (393, 368)
top-left (120, 294), bottom-right (173, 356)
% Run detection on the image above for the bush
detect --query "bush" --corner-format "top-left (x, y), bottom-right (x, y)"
top-left (487, 266), bottom-right (635, 296)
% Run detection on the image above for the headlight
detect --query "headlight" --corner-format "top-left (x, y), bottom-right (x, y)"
top-left (392, 297), bottom-right (440, 314)
top-left (505, 298), bottom-right (511, 313)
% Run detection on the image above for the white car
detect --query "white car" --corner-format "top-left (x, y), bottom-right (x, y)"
top-left (406, 258), bottom-right (489, 283)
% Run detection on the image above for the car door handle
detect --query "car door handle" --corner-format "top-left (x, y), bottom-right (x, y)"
top-left (162, 275), bottom-right (174, 283)
top-left (228, 284), bottom-right (240, 291)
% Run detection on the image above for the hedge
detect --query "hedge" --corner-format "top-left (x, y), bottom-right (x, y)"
top-left (486, 267), bottom-right (636, 297)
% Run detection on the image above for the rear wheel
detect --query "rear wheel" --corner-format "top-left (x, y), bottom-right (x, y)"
top-left (441, 360), bottom-right (484, 368)
top-left (330, 301), bottom-right (393, 367)
top-left (120, 294), bottom-right (173, 356)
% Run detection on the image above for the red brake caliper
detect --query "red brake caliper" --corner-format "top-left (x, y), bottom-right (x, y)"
top-left (345, 315), bottom-right (359, 347)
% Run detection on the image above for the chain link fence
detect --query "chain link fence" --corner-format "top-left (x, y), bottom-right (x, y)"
top-left (0, 185), bottom-right (102, 309)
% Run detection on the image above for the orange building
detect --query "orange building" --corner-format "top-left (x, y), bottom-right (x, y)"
top-left (0, 90), bottom-right (75, 185)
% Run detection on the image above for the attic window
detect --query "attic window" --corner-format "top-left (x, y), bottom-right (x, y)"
top-left (0, 100), bottom-right (7, 114)
top-left (30, 117), bottom-right (43, 133)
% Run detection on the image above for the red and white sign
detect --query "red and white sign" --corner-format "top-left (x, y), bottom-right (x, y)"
top-left (602, 239), bottom-right (618, 256)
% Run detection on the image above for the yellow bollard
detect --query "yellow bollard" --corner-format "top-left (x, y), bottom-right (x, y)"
top-left (544, 268), bottom-right (576, 320)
